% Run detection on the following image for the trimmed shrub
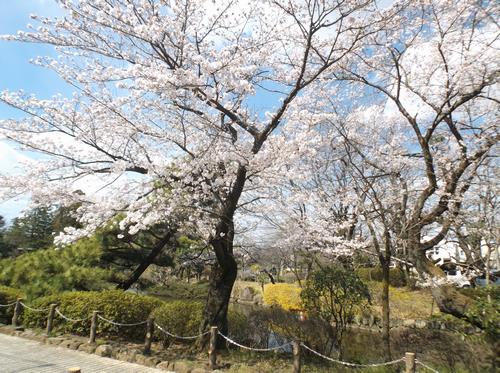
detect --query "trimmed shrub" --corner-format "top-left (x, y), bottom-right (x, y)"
top-left (0, 286), bottom-right (23, 323)
top-left (149, 280), bottom-right (209, 301)
top-left (151, 300), bottom-right (249, 346)
top-left (263, 283), bottom-right (302, 311)
top-left (152, 300), bottom-right (204, 346)
top-left (22, 290), bottom-right (162, 341)
top-left (356, 267), bottom-right (407, 287)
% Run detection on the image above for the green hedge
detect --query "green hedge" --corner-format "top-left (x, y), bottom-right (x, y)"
top-left (22, 290), bottom-right (162, 341)
top-left (0, 286), bottom-right (23, 323)
top-left (152, 300), bottom-right (204, 345)
top-left (152, 300), bottom-right (248, 346)
top-left (356, 267), bottom-right (407, 287)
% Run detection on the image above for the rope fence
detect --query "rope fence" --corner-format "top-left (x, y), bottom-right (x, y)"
top-left (4, 298), bottom-right (442, 373)
top-left (300, 342), bottom-right (405, 368)
top-left (55, 308), bottom-right (90, 323)
top-left (0, 302), bottom-right (16, 307)
top-left (19, 302), bottom-right (50, 313)
top-left (155, 322), bottom-right (209, 340)
top-left (417, 359), bottom-right (441, 373)
top-left (218, 330), bottom-right (292, 351)
top-left (97, 314), bottom-right (147, 327)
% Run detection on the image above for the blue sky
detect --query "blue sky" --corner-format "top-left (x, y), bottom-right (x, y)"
top-left (0, 0), bottom-right (67, 222)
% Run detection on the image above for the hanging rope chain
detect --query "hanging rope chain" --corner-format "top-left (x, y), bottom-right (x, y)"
top-left (97, 314), bottom-right (147, 326)
top-left (416, 359), bottom-right (441, 373)
top-left (155, 323), bottom-right (209, 340)
top-left (218, 331), bottom-right (292, 351)
top-left (300, 343), bottom-right (405, 368)
top-left (55, 308), bottom-right (90, 322)
top-left (19, 302), bottom-right (50, 313)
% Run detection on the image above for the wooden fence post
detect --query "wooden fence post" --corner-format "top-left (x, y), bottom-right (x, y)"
top-left (11, 298), bottom-right (22, 327)
top-left (208, 326), bottom-right (218, 370)
top-left (405, 352), bottom-right (416, 373)
top-left (46, 304), bottom-right (57, 336)
top-left (89, 310), bottom-right (99, 343)
top-left (144, 317), bottom-right (154, 355)
top-left (292, 341), bottom-right (301, 373)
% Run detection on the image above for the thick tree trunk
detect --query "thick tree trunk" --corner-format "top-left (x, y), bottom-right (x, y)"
top-left (201, 253), bottom-right (237, 348)
top-left (116, 231), bottom-right (173, 290)
top-left (381, 260), bottom-right (392, 361)
top-left (410, 248), bottom-right (484, 328)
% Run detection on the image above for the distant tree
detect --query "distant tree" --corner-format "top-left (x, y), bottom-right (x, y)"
top-left (0, 215), bottom-right (14, 258)
top-left (4, 207), bottom-right (54, 250)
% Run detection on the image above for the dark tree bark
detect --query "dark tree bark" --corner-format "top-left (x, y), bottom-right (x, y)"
top-left (116, 231), bottom-right (174, 290)
top-left (380, 257), bottom-right (392, 361)
top-left (200, 165), bottom-right (246, 348)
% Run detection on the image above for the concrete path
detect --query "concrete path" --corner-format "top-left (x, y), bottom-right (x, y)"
top-left (0, 333), bottom-right (171, 373)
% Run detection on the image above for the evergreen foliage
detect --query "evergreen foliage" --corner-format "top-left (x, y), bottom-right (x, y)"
top-left (0, 237), bottom-right (118, 299)
top-left (3, 207), bottom-right (54, 250)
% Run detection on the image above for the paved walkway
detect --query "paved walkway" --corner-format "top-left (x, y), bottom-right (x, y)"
top-left (0, 334), bottom-right (171, 373)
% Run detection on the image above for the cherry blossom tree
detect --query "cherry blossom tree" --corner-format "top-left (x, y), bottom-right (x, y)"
top-left (265, 0), bottom-right (499, 340)
top-left (335, 0), bottom-right (499, 324)
top-left (0, 0), bottom-right (388, 343)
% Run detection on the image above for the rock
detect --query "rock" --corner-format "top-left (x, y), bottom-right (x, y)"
top-left (59, 339), bottom-right (74, 349)
top-left (116, 350), bottom-right (135, 363)
top-left (21, 330), bottom-right (38, 340)
top-left (240, 287), bottom-right (254, 302)
top-left (173, 361), bottom-right (191, 373)
top-left (253, 294), bottom-right (263, 305)
top-left (191, 368), bottom-right (207, 373)
top-left (46, 337), bottom-right (64, 345)
top-left (78, 343), bottom-right (96, 354)
top-left (144, 357), bottom-right (162, 367)
top-left (156, 361), bottom-right (172, 371)
top-left (134, 354), bottom-right (146, 364)
top-left (403, 319), bottom-right (416, 328)
top-left (69, 341), bottom-right (83, 350)
top-left (415, 320), bottom-right (427, 329)
top-left (94, 344), bottom-right (113, 357)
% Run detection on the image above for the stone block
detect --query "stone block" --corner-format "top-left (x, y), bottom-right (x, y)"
top-left (78, 343), bottom-right (96, 354)
top-left (402, 319), bottom-right (416, 328)
top-left (191, 368), bottom-right (207, 373)
top-left (156, 361), bottom-right (172, 371)
top-left (144, 356), bottom-right (161, 367)
top-left (94, 344), bottom-right (113, 357)
top-left (173, 361), bottom-right (191, 373)
top-left (415, 320), bottom-right (427, 329)
top-left (69, 341), bottom-right (83, 350)
top-left (46, 337), bottom-right (64, 345)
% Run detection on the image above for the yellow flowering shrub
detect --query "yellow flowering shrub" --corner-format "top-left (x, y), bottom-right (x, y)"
top-left (263, 283), bottom-right (302, 311)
